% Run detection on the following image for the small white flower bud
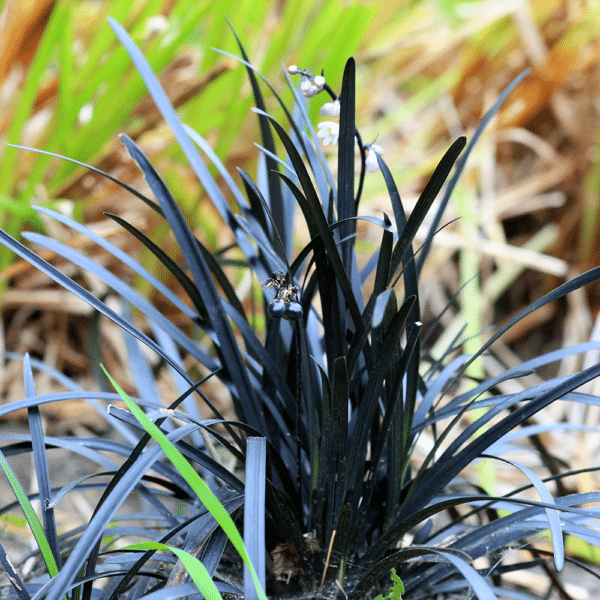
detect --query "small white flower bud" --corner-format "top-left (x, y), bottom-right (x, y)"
top-left (304, 84), bottom-right (321, 98)
top-left (319, 99), bottom-right (340, 117)
top-left (300, 79), bottom-right (312, 93)
top-left (317, 121), bottom-right (340, 145)
top-left (288, 65), bottom-right (299, 74)
top-left (313, 75), bottom-right (325, 89)
top-left (365, 145), bottom-right (383, 172)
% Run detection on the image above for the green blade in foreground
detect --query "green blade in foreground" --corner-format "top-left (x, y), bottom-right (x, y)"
top-left (102, 366), bottom-right (267, 600)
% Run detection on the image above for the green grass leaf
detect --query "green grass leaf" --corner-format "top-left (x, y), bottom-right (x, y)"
top-left (0, 450), bottom-right (59, 578)
top-left (101, 365), bottom-right (267, 600)
top-left (121, 542), bottom-right (224, 599)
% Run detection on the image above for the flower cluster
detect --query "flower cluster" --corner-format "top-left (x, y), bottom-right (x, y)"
top-left (288, 64), bottom-right (382, 171)
top-left (287, 65), bottom-right (326, 98)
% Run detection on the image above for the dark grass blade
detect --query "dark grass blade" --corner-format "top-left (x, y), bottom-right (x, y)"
top-left (281, 68), bottom-right (336, 195)
top-left (372, 214), bottom-right (394, 300)
top-left (238, 167), bottom-right (270, 234)
top-left (244, 437), bottom-right (266, 600)
top-left (296, 323), bottom-right (323, 513)
top-left (255, 109), bottom-right (365, 334)
top-left (312, 363), bottom-right (332, 538)
top-left (162, 522), bottom-right (236, 596)
top-left (481, 454), bottom-right (563, 570)
top-left (225, 21), bottom-right (286, 257)
top-left (388, 136), bottom-right (466, 285)
top-left (0, 434), bottom-right (153, 479)
top-left (23, 353), bottom-right (61, 570)
top-left (5, 143), bottom-right (161, 214)
top-left (416, 69), bottom-right (530, 275)
top-left (109, 18), bottom-right (266, 296)
top-left (344, 217), bottom-right (393, 375)
top-left (344, 296), bottom-right (416, 507)
top-left (104, 213), bottom-right (208, 327)
top-left (337, 57), bottom-right (356, 275)
top-left (277, 172), bottom-right (345, 366)
top-left (108, 19), bottom-right (234, 221)
top-left (408, 372), bottom-right (539, 507)
top-left (105, 407), bottom-right (246, 491)
top-left (300, 129), bottom-right (331, 210)
top-left (119, 134), bottom-right (266, 433)
top-left (362, 489), bottom-right (599, 570)
top-left (147, 323), bottom-right (212, 448)
top-left (33, 205), bottom-right (197, 321)
top-left (112, 492), bottom-right (243, 600)
top-left (22, 231), bottom-right (219, 373)
top-left (121, 301), bottom-right (161, 407)
top-left (187, 522), bottom-right (230, 578)
top-left (412, 354), bottom-right (474, 431)
top-left (274, 167), bottom-right (364, 344)
top-left (106, 212), bottom-right (245, 326)
top-left (0, 229), bottom-right (195, 386)
top-left (445, 340), bottom-right (600, 414)
top-left (0, 389), bottom-right (139, 422)
top-left (211, 49), bottom-right (310, 167)
top-left (38, 424), bottom-right (202, 600)
top-left (182, 123), bottom-right (249, 212)
top-left (351, 321), bottom-right (423, 552)
top-left (223, 304), bottom-right (298, 440)
top-left (0, 541), bottom-right (30, 599)
top-left (235, 168), bottom-right (291, 275)
top-left (436, 494), bottom-right (600, 576)
top-left (376, 152), bottom-right (422, 457)
top-left (320, 357), bottom-right (349, 544)
top-left (79, 393), bottom-right (220, 600)
top-left (348, 546), bottom-right (497, 600)
top-left (457, 266), bottom-right (600, 383)
top-left (405, 359), bottom-right (600, 523)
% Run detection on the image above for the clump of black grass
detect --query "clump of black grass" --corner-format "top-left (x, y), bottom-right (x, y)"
top-left (2, 16), bottom-right (600, 600)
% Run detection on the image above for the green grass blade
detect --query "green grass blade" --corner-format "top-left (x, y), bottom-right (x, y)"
top-left (0, 450), bottom-right (59, 577)
top-left (121, 542), bottom-right (224, 600)
top-left (101, 366), bottom-right (267, 600)
top-left (0, 1), bottom-right (65, 197)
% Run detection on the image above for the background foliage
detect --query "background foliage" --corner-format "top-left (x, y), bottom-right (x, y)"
top-left (2, 1), bottom-right (600, 597)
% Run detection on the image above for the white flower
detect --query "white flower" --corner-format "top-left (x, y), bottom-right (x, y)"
top-left (365, 144), bottom-right (383, 172)
top-left (319, 99), bottom-right (340, 117)
top-left (299, 78), bottom-right (320, 98)
top-left (288, 64), bottom-right (299, 74)
top-left (317, 121), bottom-right (340, 145)
top-left (313, 75), bottom-right (325, 89)
top-left (306, 85), bottom-right (321, 98)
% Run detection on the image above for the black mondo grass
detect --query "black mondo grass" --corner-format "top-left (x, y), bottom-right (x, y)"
top-left (1, 16), bottom-right (600, 600)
